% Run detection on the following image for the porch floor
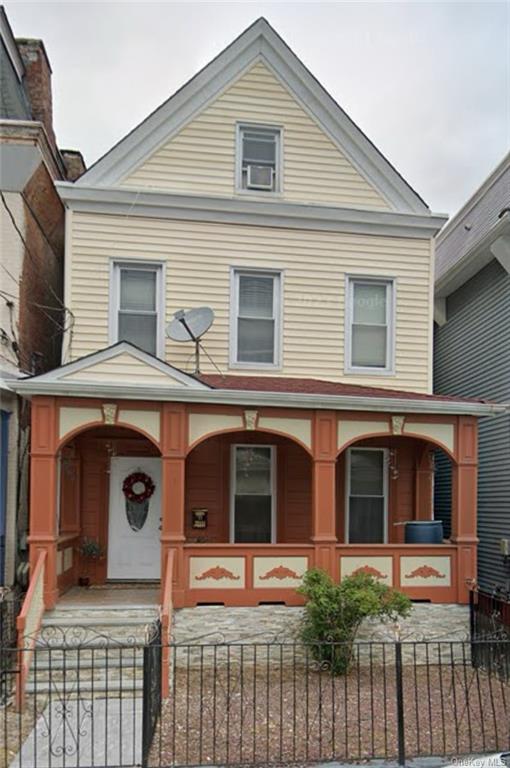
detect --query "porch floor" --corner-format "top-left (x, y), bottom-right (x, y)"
top-left (56, 585), bottom-right (159, 609)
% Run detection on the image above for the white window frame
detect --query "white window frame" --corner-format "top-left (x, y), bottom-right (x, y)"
top-left (230, 444), bottom-right (277, 544)
top-left (235, 123), bottom-right (283, 195)
top-left (229, 267), bottom-right (283, 370)
top-left (345, 447), bottom-right (389, 544)
top-left (109, 259), bottom-right (165, 358)
top-left (345, 276), bottom-right (396, 375)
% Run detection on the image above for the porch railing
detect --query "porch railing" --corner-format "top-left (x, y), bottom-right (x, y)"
top-left (181, 542), bottom-right (460, 603)
top-left (15, 550), bottom-right (46, 711)
top-left (160, 549), bottom-right (174, 698)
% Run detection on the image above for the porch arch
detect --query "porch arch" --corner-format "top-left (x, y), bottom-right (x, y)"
top-left (58, 419), bottom-right (162, 453)
top-left (337, 430), bottom-right (456, 463)
top-left (187, 425), bottom-right (313, 457)
top-left (337, 434), bottom-right (456, 546)
top-left (56, 423), bottom-right (162, 591)
top-left (185, 429), bottom-right (313, 544)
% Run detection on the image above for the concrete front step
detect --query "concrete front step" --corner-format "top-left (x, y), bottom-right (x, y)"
top-left (28, 602), bottom-right (160, 695)
top-left (29, 666), bottom-right (144, 686)
top-left (42, 614), bottom-right (158, 627)
top-left (28, 653), bottom-right (145, 671)
top-left (25, 679), bottom-right (144, 694)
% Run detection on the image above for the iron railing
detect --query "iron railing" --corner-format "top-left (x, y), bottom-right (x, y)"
top-left (1, 635), bottom-right (509, 768)
top-left (471, 587), bottom-right (510, 680)
top-left (142, 620), bottom-right (163, 767)
top-left (0, 592), bottom-right (23, 706)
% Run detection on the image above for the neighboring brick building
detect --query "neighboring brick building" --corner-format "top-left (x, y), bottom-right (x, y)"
top-left (0, 6), bottom-right (85, 587)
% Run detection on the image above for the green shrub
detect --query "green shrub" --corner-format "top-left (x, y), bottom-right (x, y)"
top-left (298, 569), bottom-right (412, 674)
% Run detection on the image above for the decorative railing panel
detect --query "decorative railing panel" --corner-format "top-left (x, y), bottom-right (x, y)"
top-left (337, 544), bottom-right (458, 601)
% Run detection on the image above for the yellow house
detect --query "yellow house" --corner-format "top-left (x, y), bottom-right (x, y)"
top-left (13, 18), bottom-right (503, 616)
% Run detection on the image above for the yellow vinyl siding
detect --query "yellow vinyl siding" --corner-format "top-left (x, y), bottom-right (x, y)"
top-left (68, 211), bottom-right (433, 393)
top-left (122, 62), bottom-right (390, 211)
top-left (62, 353), bottom-right (183, 385)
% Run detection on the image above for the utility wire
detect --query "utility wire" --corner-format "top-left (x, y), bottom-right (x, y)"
top-left (1, 192), bottom-right (68, 313)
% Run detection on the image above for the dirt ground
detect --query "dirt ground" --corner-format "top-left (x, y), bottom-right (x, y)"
top-left (149, 661), bottom-right (510, 767)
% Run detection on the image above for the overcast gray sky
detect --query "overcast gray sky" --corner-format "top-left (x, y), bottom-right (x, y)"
top-left (5, 1), bottom-right (509, 216)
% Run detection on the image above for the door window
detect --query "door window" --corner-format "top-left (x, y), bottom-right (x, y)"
top-left (347, 448), bottom-right (387, 543)
top-left (232, 445), bottom-right (275, 543)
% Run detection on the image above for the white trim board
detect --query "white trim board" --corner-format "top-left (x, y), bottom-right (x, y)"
top-left (56, 184), bottom-right (447, 239)
top-left (73, 18), bottom-right (431, 215)
top-left (10, 381), bottom-right (506, 418)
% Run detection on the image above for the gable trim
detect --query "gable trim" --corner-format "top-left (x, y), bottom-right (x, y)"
top-left (21, 342), bottom-right (210, 389)
top-left (57, 183), bottom-right (447, 239)
top-left (76, 18), bottom-right (430, 215)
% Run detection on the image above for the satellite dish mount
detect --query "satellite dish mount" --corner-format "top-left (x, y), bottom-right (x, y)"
top-left (166, 307), bottom-right (215, 375)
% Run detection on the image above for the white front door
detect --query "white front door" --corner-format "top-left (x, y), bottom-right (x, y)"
top-left (108, 457), bottom-right (161, 580)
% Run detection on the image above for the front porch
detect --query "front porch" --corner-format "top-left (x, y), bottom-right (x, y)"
top-left (28, 396), bottom-right (479, 609)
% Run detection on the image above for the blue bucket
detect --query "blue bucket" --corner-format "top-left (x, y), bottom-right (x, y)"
top-left (404, 520), bottom-right (444, 544)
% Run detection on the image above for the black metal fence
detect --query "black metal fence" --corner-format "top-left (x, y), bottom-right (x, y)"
top-left (471, 587), bottom-right (510, 681)
top-left (1, 634), bottom-right (510, 768)
top-left (0, 592), bottom-right (23, 706)
top-left (142, 620), bottom-right (162, 766)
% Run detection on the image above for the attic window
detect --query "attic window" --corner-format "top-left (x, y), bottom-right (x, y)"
top-left (237, 125), bottom-right (281, 193)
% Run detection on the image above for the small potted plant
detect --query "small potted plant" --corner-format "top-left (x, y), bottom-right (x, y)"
top-left (78, 538), bottom-right (104, 587)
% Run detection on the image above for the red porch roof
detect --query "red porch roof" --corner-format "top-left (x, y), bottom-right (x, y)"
top-left (200, 373), bottom-right (484, 405)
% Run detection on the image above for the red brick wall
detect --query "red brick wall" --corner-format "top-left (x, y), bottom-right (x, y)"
top-left (17, 162), bottom-right (65, 373)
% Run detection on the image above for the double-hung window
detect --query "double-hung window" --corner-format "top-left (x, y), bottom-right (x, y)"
top-left (346, 277), bottom-right (394, 373)
top-left (111, 262), bottom-right (163, 356)
top-left (231, 269), bottom-right (281, 367)
top-left (237, 124), bottom-right (281, 193)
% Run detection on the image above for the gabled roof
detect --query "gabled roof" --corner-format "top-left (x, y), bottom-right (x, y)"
top-left (76, 18), bottom-right (430, 215)
top-left (20, 342), bottom-right (210, 389)
top-left (436, 151), bottom-right (510, 296)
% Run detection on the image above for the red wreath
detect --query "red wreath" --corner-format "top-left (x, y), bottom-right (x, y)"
top-left (122, 471), bottom-right (155, 503)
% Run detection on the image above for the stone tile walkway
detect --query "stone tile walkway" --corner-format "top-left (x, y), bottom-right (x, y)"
top-left (10, 697), bottom-right (142, 767)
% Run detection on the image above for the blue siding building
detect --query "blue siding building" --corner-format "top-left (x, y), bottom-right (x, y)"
top-left (434, 153), bottom-right (510, 591)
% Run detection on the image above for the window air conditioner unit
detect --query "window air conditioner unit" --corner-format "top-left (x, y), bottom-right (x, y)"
top-left (247, 165), bottom-right (274, 190)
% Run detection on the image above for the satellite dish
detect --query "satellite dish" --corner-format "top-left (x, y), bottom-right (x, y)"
top-left (167, 307), bottom-right (214, 343)
top-left (166, 307), bottom-right (215, 374)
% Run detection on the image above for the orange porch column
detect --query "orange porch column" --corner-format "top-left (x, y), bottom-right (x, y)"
top-left (160, 403), bottom-right (187, 608)
top-left (29, 396), bottom-right (59, 608)
top-left (311, 411), bottom-right (337, 578)
top-left (451, 416), bottom-right (478, 603)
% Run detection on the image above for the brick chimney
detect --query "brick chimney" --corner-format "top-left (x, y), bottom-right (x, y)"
top-left (16, 38), bottom-right (56, 152)
top-left (60, 150), bottom-right (86, 181)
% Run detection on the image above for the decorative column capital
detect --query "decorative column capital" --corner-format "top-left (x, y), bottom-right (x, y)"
top-left (312, 411), bottom-right (337, 461)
